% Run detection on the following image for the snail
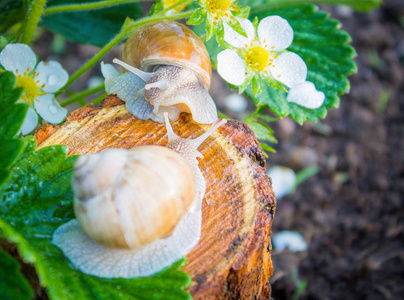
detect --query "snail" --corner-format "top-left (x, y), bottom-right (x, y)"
top-left (102, 20), bottom-right (218, 124)
top-left (52, 113), bottom-right (227, 278)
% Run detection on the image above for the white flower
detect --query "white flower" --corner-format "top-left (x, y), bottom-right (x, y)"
top-left (287, 81), bottom-right (326, 109)
top-left (201, 0), bottom-right (241, 34)
top-left (217, 16), bottom-right (325, 109)
top-left (0, 43), bottom-right (68, 135)
top-left (272, 231), bottom-right (308, 252)
top-left (267, 166), bottom-right (296, 199)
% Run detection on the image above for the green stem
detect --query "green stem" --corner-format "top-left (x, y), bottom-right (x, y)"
top-left (60, 83), bottom-right (105, 107)
top-left (91, 92), bottom-right (108, 105)
top-left (43, 0), bottom-right (144, 16)
top-left (60, 10), bottom-right (196, 92)
top-left (250, 0), bottom-right (378, 13)
top-left (156, 0), bottom-right (193, 15)
top-left (77, 98), bottom-right (88, 106)
top-left (18, 0), bottom-right (47, 45)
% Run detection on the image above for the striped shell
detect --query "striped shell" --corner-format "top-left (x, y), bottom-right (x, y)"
top-left (72, 146), bottom-right (197, 249)
top-left (122, 20), bottom-right (212, 90)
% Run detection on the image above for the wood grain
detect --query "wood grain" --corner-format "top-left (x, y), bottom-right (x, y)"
top-left (35, 96), bottom-right (276, 300)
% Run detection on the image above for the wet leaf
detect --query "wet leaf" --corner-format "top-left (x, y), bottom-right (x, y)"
top-left (41, 0), bottom-right (143, 46)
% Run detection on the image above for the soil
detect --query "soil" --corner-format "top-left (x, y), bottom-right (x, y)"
top-left (267, 2), bottom-right (404, 299)
top-left (28, 1), bottom-right (404, 299)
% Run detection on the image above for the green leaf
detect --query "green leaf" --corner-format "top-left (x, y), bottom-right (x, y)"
top-left (259, 142), bottom-right (275, 154)
top-left (0, 143), bottom-right (192, 299)
top-left (216, 20), bottom-right (225, 46)
top-left (237, 5), bottom-right (250, 18)
top-left (244, 107), bottom-right (278, 150)
top-left (0, 0), bottom-right (24, 16)
top-left (246, 0), bottom-right (381, 13)
top-left (252, 16), bottom-right (259, 28)
top-left (205, 17), bottom-right (215, 41)
top-left (228, 17), bottom-right (247, 37)
top-left (245, 118), bottom-right (277, 144)
top-left (40, 0), bottom-right (143, 47)
top-left (343, 0), bottom-right (382, 11)
top-left (0, 71), bottom-right (27, 186)
top-left (148, 1), bottom-right (163, 16)
top-left (21, 136), bottom-right (37, 154)
top-left (245, 117), bottom-right (277, 156)
top-left (187, 8), bottom-right (206, 25)
top-left (0, 35), bottom-right (14, 52)
top-left (247, 4), bottom-right (357, 124)
top-left (0, 139), bottom-right (26, 169)
top-left (0, 72), bottom-right (26, 138)
top-left (0, 248), bottom-right (34, 300)
top-left (251, 74), bottom-right (262, 96)
top-left (237, 73), bottom-right (253, 94)
top-left (0, 0), bottom-right (27, 31)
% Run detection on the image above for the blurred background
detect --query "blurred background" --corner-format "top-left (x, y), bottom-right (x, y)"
top-left (30, 0), bottom-right (404, 299)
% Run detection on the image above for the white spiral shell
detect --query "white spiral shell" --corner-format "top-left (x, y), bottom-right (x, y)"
top-left (52, 114), bottom-right (227, 278)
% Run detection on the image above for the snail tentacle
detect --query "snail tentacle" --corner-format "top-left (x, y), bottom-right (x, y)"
top-left (116, 21), bottom-right (218, 124)
top-left (113, 58), bottom-right (152, 82)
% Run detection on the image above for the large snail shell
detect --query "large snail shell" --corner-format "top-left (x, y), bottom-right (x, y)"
top-left (122, 20), bottom-right (212, 90)
top-left (73, 147), bottom-right (196, 249)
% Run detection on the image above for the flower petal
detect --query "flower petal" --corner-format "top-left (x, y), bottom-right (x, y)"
top-left (0, 43), bottom-right (37, 75)
top-left (287, 81), bottom-right (325, 109)
top-left (270, 52), bottom-right (307, 88)
top-left (272, 231), bottom-right (308, 252)
top-left (35, 61), bottom-right (69, 93)
top-left (34, 94), bottom-right (67, 124)
top-left (101, 62), bottom-right (120, 79)
top-left (223, 18), bottom-right (255, 48)
top-left (258, 16), bottom-right (294, 51)
top-left (20, 107), bottom-right (38, 135)
top-left (217, 49), bottom-right (246, 86)
top-left (267, 166), bottom-right (296, 199)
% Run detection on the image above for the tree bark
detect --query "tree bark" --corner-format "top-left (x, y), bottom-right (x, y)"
top-left (35, 96), bottom-right (276, 300)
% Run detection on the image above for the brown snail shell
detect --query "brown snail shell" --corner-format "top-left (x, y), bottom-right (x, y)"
top-left (72, 146), bottom-right (197, 249)
top-left (104, 20), bottom-right (218, 124)
top-left (122, 20), bottom-right (212, 90)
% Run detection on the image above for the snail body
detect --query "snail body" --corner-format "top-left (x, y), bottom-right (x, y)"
top-left (52, 114), bottom-right (227, 278)
top-left (122, 20), bottom-right (211, 90)
top-left (103, 21), bottom-right (218, 124)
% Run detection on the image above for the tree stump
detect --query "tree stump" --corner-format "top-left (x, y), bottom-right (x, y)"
top-left (35, 96), bottom-right (276, 300)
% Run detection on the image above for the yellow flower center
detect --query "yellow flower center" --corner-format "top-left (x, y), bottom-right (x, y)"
top-left (164, 0), bottom-right (184, 12)
top-left (208, 0), bottom-right (230, 11)
top-left (15, 69), bottom-right (46, 103)
top-left (207, 0), bottom-right (236, 21)
top-left (165, 0), bottom-right (178, 5)
top-left (244, 46), bottom-right (270, 72)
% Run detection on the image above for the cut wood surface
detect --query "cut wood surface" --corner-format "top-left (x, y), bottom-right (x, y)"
top-left (35, 96), bottom-right (276, 300)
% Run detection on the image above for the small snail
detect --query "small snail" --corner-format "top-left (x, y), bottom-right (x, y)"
top-left (102, 20), bottom-right (218, 124)
top-left (52, 113), bottom-right (227, 278)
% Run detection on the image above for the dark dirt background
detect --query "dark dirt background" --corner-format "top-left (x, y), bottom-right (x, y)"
top-left (266, 2), bottom-right (404, 299)
top-left (30, 1), bottom-right (404, 299)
